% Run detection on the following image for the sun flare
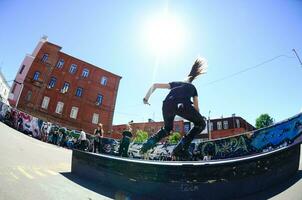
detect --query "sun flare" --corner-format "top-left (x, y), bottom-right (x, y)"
top-left (144, 13), bottom-right (186, 56)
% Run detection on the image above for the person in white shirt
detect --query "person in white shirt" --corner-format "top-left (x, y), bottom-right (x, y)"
top-left (78, 130), bottom-right (87, 150)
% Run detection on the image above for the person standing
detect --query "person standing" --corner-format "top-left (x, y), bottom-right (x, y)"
top-left (93, 123), bottom-right (104, 153)
top-left (78, 129), bottom-right (87, 151)
top-left (118, 121), bottom-right (133, 157)
top-left (140, 58), bottom-right (207, 160)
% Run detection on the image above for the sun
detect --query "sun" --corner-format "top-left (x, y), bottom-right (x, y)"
top-left (143, 13), bottom-right (186, 57)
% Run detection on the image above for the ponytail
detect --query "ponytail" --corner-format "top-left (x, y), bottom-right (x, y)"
top-left (187, 58), bottom-right (208, 83)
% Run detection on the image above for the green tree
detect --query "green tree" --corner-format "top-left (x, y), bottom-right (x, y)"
top-left (255, 114), bottom-right (274, 129)
top-left (133, 130), bottom-right (149, 143)
top-left (168, 132), bottom-right (181, 144)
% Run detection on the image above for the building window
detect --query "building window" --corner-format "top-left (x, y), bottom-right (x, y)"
top-left (96, 94), bottom-right (103, 105)
top-left (217, 121), bottom-right (222, 130)
top-left (61, 82), bottom-right (70, 93)
top-left (41, 54), bottom-right (48, 62)
top-left (70, 106), bottom-right (79, 119)
top-left (101, 76), bottom-right (108, 86)
top-left (41, 96), bottom-right (50, 109)
top-left (236, 119), bottom-right (240, 128)
top-left (25, 91), bottom-right (32, 101)
top-left (48, 77), bottom-right (57, 88)
top-left (92, 113), bottom-right (99, 124)
top-left (69, 64), bottom-right (77, 74)
top-left (56, 59), bottom-right (64, 68)
top-left (55, 101), bottom-right (64, 114)
top-left (82, 68), bottom-right (89, 78)
top-left (19, 65), bottom-right (25, 74)
top-left (223, 121), bottom-right (229, 129)
top-left (210, 122), bottom-right (213, 131)
top-left (75, 87), bottom-right (83, 97)
top-left (33, 71), bottom-right (40, 81)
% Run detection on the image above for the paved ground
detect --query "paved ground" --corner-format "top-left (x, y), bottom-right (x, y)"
top-left (0, 122), bottom-right (301, 200)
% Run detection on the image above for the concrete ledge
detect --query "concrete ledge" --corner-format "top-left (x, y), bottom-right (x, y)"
top-left (72, 144), bottom-right (300, 199)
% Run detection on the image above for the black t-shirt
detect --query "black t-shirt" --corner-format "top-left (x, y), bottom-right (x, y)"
top-left (164, 82), bottom-right (198, 103)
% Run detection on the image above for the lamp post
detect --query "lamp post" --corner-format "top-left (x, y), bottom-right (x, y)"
top-left (208, 110), bottom-right (211, 140)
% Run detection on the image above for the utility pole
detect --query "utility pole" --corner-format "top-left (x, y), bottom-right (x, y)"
top-left (292, 49), bottom-right (302, 67)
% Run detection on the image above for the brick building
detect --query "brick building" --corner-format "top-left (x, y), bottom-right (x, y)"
top-left (8, 36), bottom-right (121, 134)
top-left (207, 115), bottom-right (255, 139)
top-left (112, 115), bottom-right (255, 141)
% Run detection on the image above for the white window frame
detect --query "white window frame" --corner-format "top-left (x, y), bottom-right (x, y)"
top-left (56, 59), bottom-right (64, 68)
top-left (92, 113), bottom-right (99, 124)
top-left (101, 76), bottom-right (108, 86)
top-left (223, 121), bottom-right (229, 129)
top-left (41, 54), bottom-right (48, 62)
top-left (210, 122), bottom-right (213, 131)
top-left (236, 119), bottom-right (240, 128)
top-left (41, 96), bottom-right (50, 109)
top-left (55, 101), bottom-right (64, 114)
top-left (217, 121), bottom-right (222, 130)
top-left (82, 68), bottom-right (89, 77)
top-left (69, 64), bottom-right (77, 74)
top-left (70, 107), bottom-right (79, 119)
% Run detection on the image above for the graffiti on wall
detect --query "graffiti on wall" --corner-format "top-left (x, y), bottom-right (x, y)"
top-left (196, 113), bottom-right (302, 160)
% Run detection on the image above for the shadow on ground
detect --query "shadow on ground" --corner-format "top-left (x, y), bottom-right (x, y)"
top-left (239, 170), bottom-right (302, 200)
top-left (62, 170), bottom-right (302, 200)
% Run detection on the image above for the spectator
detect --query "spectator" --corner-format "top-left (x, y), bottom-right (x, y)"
top-left (93, 123), bottom-right (104, 153)
top-left (118, 121), bottom-right (133, 157)
top-left (78, 129), bottom-right (87, 150)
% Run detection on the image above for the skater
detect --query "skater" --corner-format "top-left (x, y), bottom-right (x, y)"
top-left (140, 58), bottom-right (207, 160)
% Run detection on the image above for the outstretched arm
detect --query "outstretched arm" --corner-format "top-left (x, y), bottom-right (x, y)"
top-left (143, 83), bottom-right (170, 105)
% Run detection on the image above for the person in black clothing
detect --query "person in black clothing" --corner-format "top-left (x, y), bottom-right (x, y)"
top-left (140, 58), bottom-right (207, 159)
top-left (118, 121), bottom-right (133, 157)
top-left (93, 123), bottom-right (104, 153)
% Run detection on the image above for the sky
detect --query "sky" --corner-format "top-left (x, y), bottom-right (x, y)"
top-left (0, 0), bottom-right (301, 126)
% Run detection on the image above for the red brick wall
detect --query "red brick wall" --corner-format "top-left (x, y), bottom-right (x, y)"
top-left (17, 42), bottom-right (121, 134)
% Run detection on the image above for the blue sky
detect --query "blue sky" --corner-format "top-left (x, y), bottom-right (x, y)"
top-left (0, 0), bottom-right (301, 126)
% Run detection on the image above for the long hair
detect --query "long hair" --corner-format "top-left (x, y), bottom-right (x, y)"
top-left (187, 58), bottom-right (208, 83)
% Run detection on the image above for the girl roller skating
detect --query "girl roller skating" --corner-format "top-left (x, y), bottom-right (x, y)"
top-left (140, 58), bottom-right (207, 160)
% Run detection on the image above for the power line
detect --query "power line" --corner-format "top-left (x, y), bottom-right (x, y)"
top-left (203, 54), bottom-right (295, 87)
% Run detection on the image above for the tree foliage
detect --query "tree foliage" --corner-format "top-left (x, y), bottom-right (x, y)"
top-left (255, 114), bottom-right (274, 129)
top-left (133, 130), bottom-right (149, 143)
top-left (168, 132), bottom-right (181, 144)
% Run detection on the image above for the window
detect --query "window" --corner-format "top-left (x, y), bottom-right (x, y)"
top-left (33, 71), bottom-right (40, 80)
top-left (210, 122), bottom-right (213, 131)
top-left (75, 87), bottom-right (83, 97)
top-left (82, 68), bottom-right (89, 77)
top-left (41, 54), bottom-right (48, 62)
top-left (56, 59), bottom-right (64, 68)
top-left (96, 94), bottom-right (103, 105)
top-left (223, 121), bottom-right (229, 129)
top-left (69, 64), bottom-right (77, 74)
top-left (48, 77), bottom-right (57, 88)
top-left (19, 65), bottom-right (25, 74)
top-left (25, 91), bottom-right (32, 101)
top-left (55, 101), bottom-right (64, 114)
top-left (61, 82), bottom-right (70, 93)
top-left (92, 113), bottom-right (99, 124)
top-left (70, 107), bottom-right (79, 119)
top-left (41, 96), bottom-right (50, 109)
top-left (236, 119), bottom-right (240, 128)
top-left (101, 76), bottom-right (108, 86)
top-left (217, 121), bottom-right (222, 130)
